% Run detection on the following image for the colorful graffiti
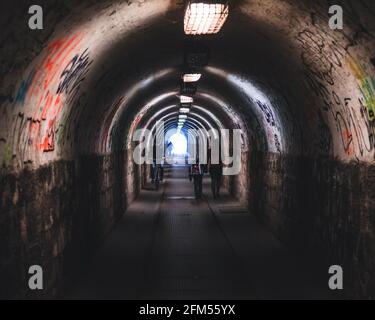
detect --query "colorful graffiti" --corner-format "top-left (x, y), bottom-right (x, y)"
top-left (15, 69), bottom-right (36, 105)
top-left (297, 26), bottom-right (375, 159)
top-left (347, 57), bottom-right (375, 122)
top-left (13, 33), bottom-right (93, 153)
top-left (0, 72), bottom-right (35, 106)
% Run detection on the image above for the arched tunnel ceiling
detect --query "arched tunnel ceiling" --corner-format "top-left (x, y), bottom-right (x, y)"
top-left (1, 0), bottom-right (375, 173)
top-left (123, 90), bottom-right (245, 151)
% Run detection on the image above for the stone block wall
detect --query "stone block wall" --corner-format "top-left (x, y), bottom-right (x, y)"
top-left (0, 150), bottom-right (139, 299)
top-left (249, 151), bottom-right (375, 298)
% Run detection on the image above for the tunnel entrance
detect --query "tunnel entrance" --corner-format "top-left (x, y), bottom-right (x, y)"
top-left (168, 132), bottom-right (187, 156)
top-left (166, 130), bottom-right (188, 165)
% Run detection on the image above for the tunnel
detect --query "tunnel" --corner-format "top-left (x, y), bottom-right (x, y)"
top-left (0, 0), bottom-right (375, 300)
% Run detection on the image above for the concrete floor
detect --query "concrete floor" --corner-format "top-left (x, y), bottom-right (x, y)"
top-left (66, 165), bottom-right (334, 300)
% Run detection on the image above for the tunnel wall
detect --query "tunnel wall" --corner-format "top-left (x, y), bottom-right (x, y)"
top-left (250, 151), bottom-right (375, 298)
top-left (231, 152), bottom-right (250, 206)
top-left (0, 0), bottom-right (374, 299)
top-left (0, 149), bottom-right (139, 298)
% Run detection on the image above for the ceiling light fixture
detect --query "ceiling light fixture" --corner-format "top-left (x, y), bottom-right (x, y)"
top-left (179, 107), bottom-right (190, 113)
top-left (183, 73), bottom-right (202, 83)
top-left (180, 95), bottom-right (194, 103)
top-left (179, 114), bottom-right (188, 119)
top-left (184, 1), bottom-right (229, 35)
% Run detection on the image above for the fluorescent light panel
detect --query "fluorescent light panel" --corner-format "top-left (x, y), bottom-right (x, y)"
top-left (184, 2), bottom-right (229, 35)
top-left (180, 95), bottom-right (194, 103)
top-left (179, 107), bottom-right (190, 113)
top-left (183, 73), bottom-right (202, 82)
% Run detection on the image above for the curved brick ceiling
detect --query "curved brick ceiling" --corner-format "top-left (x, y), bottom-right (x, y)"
top-left (0, 0), bottom-right (375, 172)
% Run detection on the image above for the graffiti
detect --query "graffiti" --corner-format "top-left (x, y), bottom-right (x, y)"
top-left (256, 100), bottom-right (276, 127)
top-left (56, 92), bottom-right (87, 153)
top-left (347, 57), bottom-right (375, 122)
top-left (56, 48), bottom-right (93, 102)
top-left (15, 69), bottom-right (36, 105)
top-left (9, 112), bottom-right (31, 163)
top-left (274, 134), bottom-right (281, 153)
top-left (10, 34), bottom-right (93, 154)
top-left (297, 29), bottom-right (345, 74)
top-left (297, 26), bottom-right (375, 159)
top-left (27, 34), bottom-right (83, 101)
top-left (38, 119), bottom-right (55, 152)
top-left (335, 112), bottom-right (354, 156)
top-left (315, 110), bottom-right (332, 154)
top-left (359, 98), bottom-right (375, 149)
top-left (25, 35), bottom-right (83, 152)
top-left (334, 95), bottom-right (373, 157)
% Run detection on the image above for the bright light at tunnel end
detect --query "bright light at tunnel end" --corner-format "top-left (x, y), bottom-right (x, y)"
top-left (169, 132), bottom-right (188, 155)
top-left (132, 121), bottom-right (242, 175)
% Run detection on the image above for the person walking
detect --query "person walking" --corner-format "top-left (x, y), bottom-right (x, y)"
top-left (209, 162), bottom-right (223, 199)
top-left (189, 161), bottom-right (204, 199)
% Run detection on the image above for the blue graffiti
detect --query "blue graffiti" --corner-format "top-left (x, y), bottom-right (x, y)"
top-left (15, 69), bottom-right (36, 105)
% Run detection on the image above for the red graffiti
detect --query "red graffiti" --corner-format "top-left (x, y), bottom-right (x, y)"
top-left (22, 34), bottom-right (88, 152)
top-left (342, 128), bottom-right (354, 156)
top-left (38, 119), bottom-right (55, 152)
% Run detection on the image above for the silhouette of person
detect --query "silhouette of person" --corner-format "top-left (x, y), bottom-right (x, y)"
top-left (209, 162), bottom-right (223, 199)
top-left (189, 160), bottom-right (204, 199)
